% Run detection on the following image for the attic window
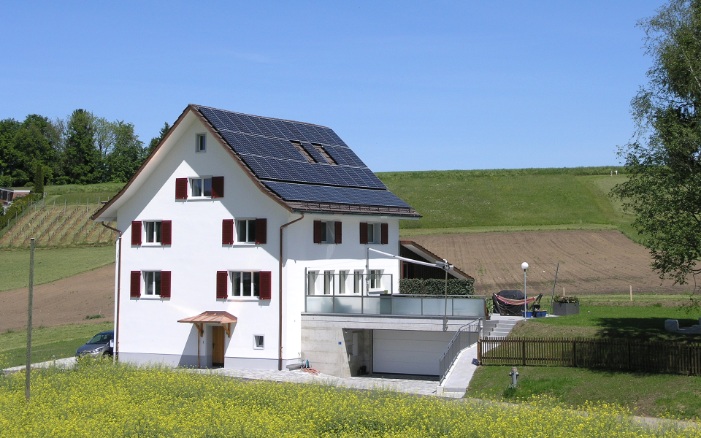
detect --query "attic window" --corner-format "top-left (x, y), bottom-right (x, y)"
top-left (291, 141), bottom-right (316, 163)
top-left (312, 143), bottom-right (337, 165)
top-left (196, 133), bottom-right (206, 152)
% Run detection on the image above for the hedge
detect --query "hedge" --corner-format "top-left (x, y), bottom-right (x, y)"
top-left (399, 278), bottom-right (474, 296)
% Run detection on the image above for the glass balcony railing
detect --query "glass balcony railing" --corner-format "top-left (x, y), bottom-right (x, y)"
top-left (305, 294), bottom-right (486, 318)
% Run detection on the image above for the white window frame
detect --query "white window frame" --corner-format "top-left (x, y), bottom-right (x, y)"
top-left (190, 176), bottom-right (213, 198)
top-left (144, 271), bottom-right (161, 297)
top-left (236, 219), bottom-right (257, 244)
top-left (253, 335), bottom-right (265, 350)
top-left (323, 270), bottom-right (334, 295)
top-left (231, 271), bottom-right (260, 298)
top-left (143, 221), bottom-right (162, 244)
top-left (196, 133), bottom-right (206, 152)
top-left (320, 221), bottom-right (335, 244)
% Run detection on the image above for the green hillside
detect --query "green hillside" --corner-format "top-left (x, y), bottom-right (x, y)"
top-left (378, 167), bottom-right (635, 238)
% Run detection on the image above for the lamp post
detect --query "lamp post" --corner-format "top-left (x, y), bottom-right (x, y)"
top-left (521, 262), bottom-right (529, 319)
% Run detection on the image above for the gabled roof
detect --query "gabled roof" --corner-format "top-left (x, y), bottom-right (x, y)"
top-left (194, 105), bottom-right (419, 217)
top-left (93, 104), bottom-right (419, 221)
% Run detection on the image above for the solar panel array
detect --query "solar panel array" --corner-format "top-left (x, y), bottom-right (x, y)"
top-left (195, 105), bottom-right (414, 211)
top-left (263, 181), bottom-right (411, 209)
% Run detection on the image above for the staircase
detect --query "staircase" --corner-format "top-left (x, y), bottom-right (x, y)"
top-left (482, 316), bottom-right (520, 338)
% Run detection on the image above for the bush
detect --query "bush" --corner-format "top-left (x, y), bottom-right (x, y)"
top-left (399, 278), bottom-right (474, 296)
top-left (0, 192), bottom-right (42, 229)
top-left (554, 295), bottom-right (580, 304)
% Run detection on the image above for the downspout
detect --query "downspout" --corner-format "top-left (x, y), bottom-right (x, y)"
top-left (101, 223), bottom-right (122, 363)
top-left (278, 213), bottom-right (305, 370)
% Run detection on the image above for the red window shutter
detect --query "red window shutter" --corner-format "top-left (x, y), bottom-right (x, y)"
top-left (335, 221), bottom-right (342, 244)
top-left (131, 221), bottom-right (142, 246)
top-left (130, 271), bottom-right (141, 298)
top-left (216, 271), bottom-right (228, 299)
top-left (162, 220), bottom-right (172, 245)
top-left (313, 220), bottom-right (322, 244)
top-left (160, 271), bottom-right (172, 298)
top-left (359, 222), bottom-right (368, 244)
top-left (381, 223), bottom-right (389, 245)
top-left (259, 271), bottom-right (272, 300)
top-left (255, 218), bottom-right (267, 244)
top-left (175, 178), bottom-right (188, 200)
top-left (212, 176), bottom-right (224, 198)
top-left (222, 219), bottom-right (234, 245)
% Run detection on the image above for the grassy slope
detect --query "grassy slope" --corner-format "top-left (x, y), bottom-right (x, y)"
top-left (0, 246), bottom-right (115, 292)
top-left (378, 168), bottom-right (636, 238)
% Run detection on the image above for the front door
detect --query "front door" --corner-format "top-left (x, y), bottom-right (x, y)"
top-left (212, 326), bottom-right (225, 367)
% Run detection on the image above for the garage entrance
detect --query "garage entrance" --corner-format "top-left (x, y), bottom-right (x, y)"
top-left (372, 330), bottom-right (453, 376)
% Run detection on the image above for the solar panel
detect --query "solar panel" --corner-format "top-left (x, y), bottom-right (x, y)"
top-left (195, 105), bottom-right (413, 213)
top-left (263, 181), bottom-right (411, 209)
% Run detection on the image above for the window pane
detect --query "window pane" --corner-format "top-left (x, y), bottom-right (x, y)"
top-left (191, 178), bottom-right (203, 197)
top-left (203, 178), bottom-right (212, 197)
top-left (236, 221), bottom-right (247, 242)
top-left (247, 220), bottom-right (256, 242)
top-left (242, 272), bottom-right (252, 296)
top-left (232, 272), bottom-right (242, 296)
top-left (253, 272), bottom-right (260, 297)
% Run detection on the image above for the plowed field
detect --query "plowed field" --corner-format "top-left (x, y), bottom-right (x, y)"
top-left (409, 230), bottom-right (690, 296)
top-left (0, 230), bottom-right (692, 332)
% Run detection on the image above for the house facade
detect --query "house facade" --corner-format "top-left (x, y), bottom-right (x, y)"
top-left (93, 104), bottom-right (428, 372)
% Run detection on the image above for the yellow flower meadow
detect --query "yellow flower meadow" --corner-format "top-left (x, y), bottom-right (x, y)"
top-left (0, 360), bottom-right (698, 437)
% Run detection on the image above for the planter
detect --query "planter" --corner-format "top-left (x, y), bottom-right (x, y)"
top-left (552, 302), bottom-right (579, 316)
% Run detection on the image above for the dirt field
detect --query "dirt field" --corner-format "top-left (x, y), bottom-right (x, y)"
top-left (410, 230), bottom-right (691, 296)
top-left (0, 230), bottom-right (692, 332)
top-left (0, 264), bottom-right (115, 332)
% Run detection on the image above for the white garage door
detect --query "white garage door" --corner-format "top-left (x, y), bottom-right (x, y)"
top-left (373, 330), bottom-right (453, 376)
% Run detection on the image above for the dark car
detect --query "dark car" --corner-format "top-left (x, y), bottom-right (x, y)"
top-left (76, 330), bottom-right (114, 357)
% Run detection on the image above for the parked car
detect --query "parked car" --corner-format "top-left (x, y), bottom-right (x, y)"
top-left (76, 330), bottom-right (114, 357)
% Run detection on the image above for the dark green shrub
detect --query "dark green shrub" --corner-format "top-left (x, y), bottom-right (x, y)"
top-left (399, 278), bottom-right (474, 296)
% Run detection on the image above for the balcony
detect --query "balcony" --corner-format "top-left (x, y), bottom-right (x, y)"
top-left (304, 272), bottom-right (486, 318)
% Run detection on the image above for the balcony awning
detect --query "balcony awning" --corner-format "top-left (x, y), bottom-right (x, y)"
top-left (178, 311), bottom-right (237, 337)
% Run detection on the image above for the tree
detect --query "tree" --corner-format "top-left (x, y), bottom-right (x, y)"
top-left (147, 122), bottom-right (171, 155)
top-left (0, 118), bottom-right (21, 186)
top-left (63, 109), bottom-right (101, 184)
top-left (33, 161), bottom-right (44, 194)
top-left (106, 121), bottom-right (145, 182)
top-left (613, 0), bottom-right (701, 285)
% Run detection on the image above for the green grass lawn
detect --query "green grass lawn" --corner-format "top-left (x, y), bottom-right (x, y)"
top-left (0, 321), bottom-right (112, 368)
top-left (0, 246), bottom-right (114, 292)
top-left (378, 168), bottom-right (631, 233)
top-left (471, 300), bottom-right (701, 419)
top-left (468, 365), bottom-right (701, 420)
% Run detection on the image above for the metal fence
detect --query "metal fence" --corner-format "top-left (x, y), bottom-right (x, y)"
top-left (438, 319), bottom-right (482, 383)
top-left (478, 337), bottom-right (701, 376)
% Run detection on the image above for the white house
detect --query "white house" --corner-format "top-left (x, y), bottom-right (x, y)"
top-left (93, 104), bottom-right (466, 373)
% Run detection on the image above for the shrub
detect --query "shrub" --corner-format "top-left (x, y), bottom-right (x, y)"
top-left (554, 295), bottom-right (580, 304)
top-left (0, 192), bottom-right (42, 228)
top-left (399, 278), bottom-right (474, 295)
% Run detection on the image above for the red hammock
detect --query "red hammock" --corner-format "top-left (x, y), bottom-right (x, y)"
top-left (494, 294), bottom-right (539, 306)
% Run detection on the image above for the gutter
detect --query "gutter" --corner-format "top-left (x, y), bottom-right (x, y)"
top-left (101, 222), bottom-right (122, 363)
top-left (278, 213), bottom-right (304, 370)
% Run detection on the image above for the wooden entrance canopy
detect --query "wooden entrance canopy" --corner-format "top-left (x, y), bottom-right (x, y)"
top-left (178, 311), bottom-right (237, 337)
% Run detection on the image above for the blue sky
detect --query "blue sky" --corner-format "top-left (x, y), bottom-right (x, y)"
top-left (1, 1), bottom-right (663, 172)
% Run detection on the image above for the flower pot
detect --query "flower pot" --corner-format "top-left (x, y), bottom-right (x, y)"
top-left (553, 302), bottom-right (579, 316)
